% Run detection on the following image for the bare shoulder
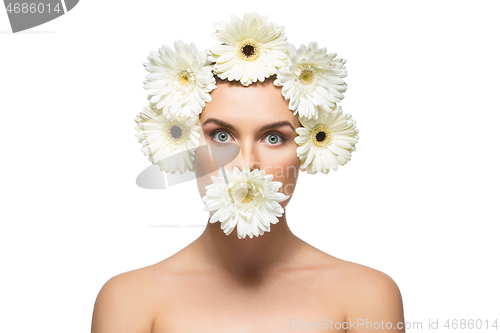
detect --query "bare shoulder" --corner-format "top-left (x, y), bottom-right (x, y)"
top-left (91, 265), bottom-right (162, 333)
top-left (298, 243), bottom-right (405, 332)
top-left (300, 243), bottom-right (402, 294)
top-left (324, 256), bottom-right (405, 332)
top-left (331, 258), bottom-right (402, 297)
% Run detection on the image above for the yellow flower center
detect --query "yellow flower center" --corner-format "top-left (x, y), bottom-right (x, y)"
top-left (236, 38), bottom-right (261, 61)
top-left (180, 75), bottom-right (189, 85)
top-left (310, 124), bottom-right (332, 149)
top-left (299, 69), bottom-right (315, 85)
top-left (230, 182), bottom-right (258, 208)
top-left (176, 67), bottom-right (194, 87)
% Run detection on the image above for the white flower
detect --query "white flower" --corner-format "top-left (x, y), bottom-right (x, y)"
top-left (208, 12), bottom-right (288, 86)
top-left (274, 42), bottom-right (347, 119)
top-left (295, 105), bottom-right (358, 174)
top-left (135, 105), bottom-right (200, 173)
top-left (201, 165), bottom-right (289, 239)
top-left (331, 57), bottom-right (347, 77)
top-left (143, 40), bottom-right (216, 118)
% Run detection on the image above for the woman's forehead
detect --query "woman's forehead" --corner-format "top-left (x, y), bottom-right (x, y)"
top-left (200, 80), bottom-right (299, 127)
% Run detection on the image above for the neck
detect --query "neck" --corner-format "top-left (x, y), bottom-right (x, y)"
top-left (192, 209), bottom-right (303, 277)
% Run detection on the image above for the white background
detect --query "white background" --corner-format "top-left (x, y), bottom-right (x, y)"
top-left (1, 0), bottom-right (499, 332)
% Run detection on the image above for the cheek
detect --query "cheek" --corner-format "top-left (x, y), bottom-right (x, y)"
top-left (259, 144), bottom-right (300, 198)
top-left (193, 141), bottom-right (221, 200)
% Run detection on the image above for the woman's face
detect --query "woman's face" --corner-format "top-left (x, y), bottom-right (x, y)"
top-left (194, 78), bottom-right (301, 209)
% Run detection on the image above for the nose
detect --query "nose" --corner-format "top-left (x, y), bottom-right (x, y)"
top-left (232, 138), bottom-right (260, 172)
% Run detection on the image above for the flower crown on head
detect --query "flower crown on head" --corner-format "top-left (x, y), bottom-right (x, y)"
top-left (136, 12), bottom-right (359, 175)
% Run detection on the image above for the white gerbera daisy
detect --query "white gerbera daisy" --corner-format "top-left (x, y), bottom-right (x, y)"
top-left (208, 12), bottom-right (288, 86)
top-left (135, 105), bottom-right (200, 173)
top-left (201, 165), bottom-right (289, 239)
top-left (143, 40), bottom-right (216, 118)
top-left (331, 57), bottom-right (347, 78)
top-left (274, 42), bottom-right (347, 119)
top-left (295, 105), bottom-right (359, 174)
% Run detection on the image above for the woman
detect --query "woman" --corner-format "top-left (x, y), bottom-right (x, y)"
top-left (91, 13), bottom-right (405, 333)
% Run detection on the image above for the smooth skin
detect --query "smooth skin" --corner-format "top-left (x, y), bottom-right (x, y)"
top-left (91, 78), bottom-right (405, 333)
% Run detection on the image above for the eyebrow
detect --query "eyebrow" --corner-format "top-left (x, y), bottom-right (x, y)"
top-left (203, 118), bottom-right (296, 132)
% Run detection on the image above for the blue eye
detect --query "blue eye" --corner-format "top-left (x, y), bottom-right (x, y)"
top-left (212, 130), bottom-right (233, 143)
top-left (264, 133), bottom-right (283, 145)
top-left (210, 129), bottom-right (286, 146)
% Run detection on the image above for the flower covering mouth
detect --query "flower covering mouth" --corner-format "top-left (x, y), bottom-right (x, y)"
top-left (201, 165), bottom-right (290, 239)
